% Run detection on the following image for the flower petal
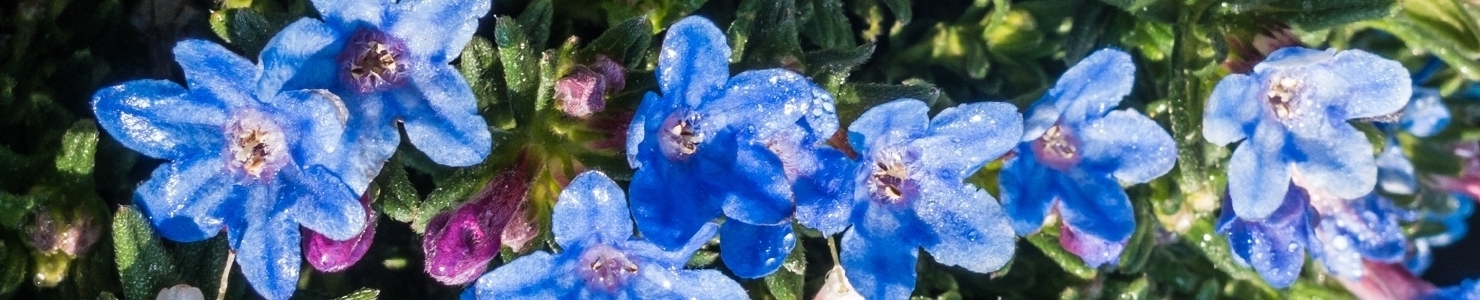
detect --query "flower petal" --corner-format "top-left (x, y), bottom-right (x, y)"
top-left (258, 19), bottom-right (343, 97)
top-left (135, 157), bottom-right (235, 242)
top-left (325, 95), bottom-right (401, 195)
top-left (92, 80), bottom-right (227, 159)
top-left (1203, 73), bottom-right (1260, 146)
top-left (1321, 49), bottom-right (1412, 120)
top-left (1221, 185), bottom-right (1313, 288)
top-left (712, 132), bottom-right (794, 226)
top-left (847, 99), bottom-right (930, 154)
top-left (794, 149), bottom-right (858, 235)
top-left (1377, 144), bottom-right (1417, 195)
top-left (627, 92), bottom-right (672, 167)
top-left (1054, 169), bottom-right (1135, 260)
top-left (173, 39), bottom-right (256, 108)
top-left (1402, 88), bottom-right (1449, 137)
top-left (388, 0), bottom-right (490, 62)
top-left (1021, 101), bottom-right (1059, 141)
top-left (266, 89), bottom-right (348, 163)
top-left (999, 148), bottom-right (1059, 236)
top-left (1078, 109), bottom-right (1176, 184)
top-left (701, 69), bottom-right (828, 135)
top-left (304, 193), bottom-right (376, 273)
top-left (718, 221), bottom-right (796, 278)
top-left (916, 101), bottom-right (1023, 179)
top-left (1228, 121), bottom-right (1292, 220)
top-left (631, 266), bottom-right (748, 300)
top-left (311, 0), bottom-right (388, 30)
top-left (629, 164), bottom-right (720, 250)
top-left (1255, 47), bottom-right (1333, 72)
top-left (235, 214), bottom-right (302, 300)
top-left (1290, 120), bottom-right (1377, 200)
top-left (841, 229), bottom-right (918, 300)
top-left (555, 171), bottom-right (634, 247)
top-left (398, 64), bottom-right (493, 166)
top-left (1060, 220), bottom-right (1127, 268)
top-left (657, 16), bottom-right (731, 108)
top-left (916, 182), bottom-right (1016, 273)
top-left (465, 252), bottom-right (576, 299)
top-left (286, 166), bottom-right (364, 241)
top-left (1048, 48), bottom-right (1135, 121)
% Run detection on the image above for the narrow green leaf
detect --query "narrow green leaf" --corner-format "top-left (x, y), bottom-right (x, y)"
top-left (413, 165), bottom-right (495, 233)
top-left (225, 9), bottom-right (291, 58)
top-left (0, 191), bottom-right (34, 229)
top-left (1250, 0), bottom-right (1398, 30)
top-left (518, 0), bottom-right (553, 49)
top-left (0, 239), bottom-right (27, 297)
top-left (55, 119), bottom-right (98, 176)
top-left (334, 288), bottom-right (379, 300)
top-left (586, 17), bottom-right (654, 67)
top-left (799, 0), bottom-right (856, 49)
top-left (171, 236), bottom-right (228, 300)
top-left (113, 206), bottom-right (180, 300)
top-left (763, 237), bottom-right (805, 300)
top-left (731, 0), bottom-right (805, 70)
top-left (495, 17), bottom-right (540, 118)
top-left (803, 43), bottom-right (874, 82)
top-left (374, 156), bottom-right (420, 224)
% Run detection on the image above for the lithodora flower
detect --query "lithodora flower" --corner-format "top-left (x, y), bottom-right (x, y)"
top-left (92, 40), bottom-right (364, 300)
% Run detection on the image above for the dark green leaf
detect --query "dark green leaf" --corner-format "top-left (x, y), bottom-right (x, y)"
top-left (586, 17), bottom-right (655, 68)
top-left (1024, 229), bottom-right (1096, 280)
top-left (0, 191), bottom-right (33, 229)
top-left (1098, 0), bottom-right (1178, 23)
top-left (803, 43), bottom-right (875, 85)
top-left (172, 236), bottom-right (228, 300)
top-left (0, 239), bottom-right (27, 297)
top-left (729, 0), bottom-right (805, 70)
top-left (518, 0), bottom-right (553, 48)
top-left (1249, 0), bottom-right (1398, 30)
top-left (495, 16), bottom-right (540, 115)
top-left (798, 0), bottom-right (856, 49)
top-left (879, 0), bottom-right (913, 25)
top-left (113, 206), bottom-right (180, 300)
top-left (374, 156), bottom-right (421, 224)
top-left (334, 288), bottom-right (379, 300)
top-left (763, 237), bottom-right (805, 300)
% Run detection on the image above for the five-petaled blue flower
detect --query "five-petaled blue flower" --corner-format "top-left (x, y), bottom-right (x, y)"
top-left (92, 40), bottom-right (365, 300)
top-left (259, 0), bottom-right (493, 195)
top-left (1217, 183), bottom-right (1409, 288)
top-left (625, 16), bottom-right (837, 278)
top-left (463, 171), bottom-right (747, 300)
top-left (998, 49), bottom-right (1176, 267)
top-left (1204, 47), bottom-right (1411, 220)
top-left (796, 99), bottom-right (1021, 300)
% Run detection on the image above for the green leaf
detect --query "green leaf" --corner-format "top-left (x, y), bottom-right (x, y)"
top-left (374, 156), bottom-right (421, 224)
top-left (1248, 0), bottom-right (1398, 30)
top-left (518, 0), bottom-right (553, 49)
top-left (113, 206), bottom-right (180, 300)
top-left (729, 0), bottom-right (804, 70)
top-left (879, 0), bottom-right (913, 25)
top-left (55, 119), bottom-right (98, 176)
top-left (763, 237), bottom-right (805, 300)
top-left (1360, 0), bottom-right (1480, 81)
top-left (0, 239), bottom-right (27, 297)
top-left (171, 236), bottom-right (228, 300)
top-left (495, 16), bottom-right (540, 118)
top-left (803, 43), bottom-right (875, 87)
top-left (835, 81), bottom-right (940, 126)
top-left (0, 191), bottom-right (34, 230)
top-left (334, 288), bottom-right (379, 300)
top-left (1098, 0), bottom-right (1178, 23)
top-left (222, 9), bottom-right (293, 58)
top-left (585, 17), bottom-right (655, 68)
top-left (798, 0), bottom-right (856, 49)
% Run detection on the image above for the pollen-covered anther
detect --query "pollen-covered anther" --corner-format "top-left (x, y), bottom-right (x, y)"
top-left (1032, 124), bottom-right (1083, 171)
top-left (338, 28), bottom-right (410, 94)
top-left (868, 150), bottom-right (910, 204)
top-left (577, 244), bottom-right (639, 293)
top-left (225, 112), bottom-right (288, 180)
top-left (1266, 76), bottom-right (1301, 119)
top-left (659, 112), bottom-right (703, 160)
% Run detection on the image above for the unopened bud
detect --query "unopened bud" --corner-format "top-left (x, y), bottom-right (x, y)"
top-left (555, 66), bottom-right (607, 119)
top-left (303, 192), bottom-right (378, 273)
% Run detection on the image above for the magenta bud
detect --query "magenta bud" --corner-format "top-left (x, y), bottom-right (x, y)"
top-left (500, 201), bottom-right (539, 253)
top-left (27, 208), bottom-right (100, 258)
top-left (423, 169), bottom-right (529, 285)
top-left (591, 55), bottom-right (626, 94)
top-left (304, 192), bottom-right (378, 273)
top-left (554, 66), bottom-right (607, 119)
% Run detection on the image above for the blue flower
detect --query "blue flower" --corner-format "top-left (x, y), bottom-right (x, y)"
top-left (624, 16), bottom-right (836, 278)
top-left (259, 0), bottom-right (493, 194)
top-left (997, 49), bottom-right (1176, 267)
top-left (92, 40), bottom-right (365, 300)
top-left (1217, 183), bottom-right (1409, 288)
top-left (795, 99), bottom-right (1020, 300)
top-left (463, 171), bottom-right (747, 300)
top-left (1204, 47), bottom-right (1411, 219)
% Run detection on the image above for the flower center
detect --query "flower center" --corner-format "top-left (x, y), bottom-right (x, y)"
top-left (868, 146), bottom-right (916, 204)
top-left (659, 112), bottom-right (702, 161)
top-left (224, 111), bottom-right (288, 181)
top-left (337, 28), bottom-right (409, 94)
top-left (1031, 124), bottom-right (1082, 171)
top-left (577, 244), bottom-right (639, 293)
top-left (1266, 76), bottom-right (1301, 119)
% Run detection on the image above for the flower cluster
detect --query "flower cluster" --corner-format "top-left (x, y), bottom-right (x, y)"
top-left (1203, 46), bottom-right (1415, 287)
top-left (91, 0), bottom-right (494, 298)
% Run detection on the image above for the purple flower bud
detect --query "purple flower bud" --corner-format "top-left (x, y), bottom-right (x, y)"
top-left (303, 192), bottom-right (378, 273)
top-left (424, 169), bottom-right (528, 285)
top-left (499, 201), bottom-right (538, 254)
top-left (555, 66), bottom-right (607, 119)
top-left (26, 208), bottom-right (101, 258)
top-left (591, 55), bottom-right (626, 94)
